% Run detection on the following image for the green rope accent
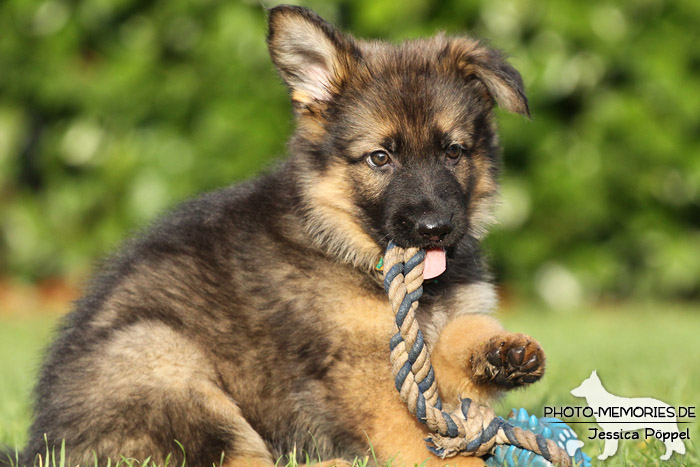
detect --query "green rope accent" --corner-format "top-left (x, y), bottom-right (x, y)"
top-left (375, 256), bottom-right (384, 272)
top-left (383, 241), bottom-right (572, 466)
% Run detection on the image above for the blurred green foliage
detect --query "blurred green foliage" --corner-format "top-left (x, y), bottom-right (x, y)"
top-left (1, 0), bottom-right (699, 305)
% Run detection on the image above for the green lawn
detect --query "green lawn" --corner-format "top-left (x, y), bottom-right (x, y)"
top-left (0, 316), bottom-right (55, 453)
top-left (498, 302), bottom-right (700, 466)
top-left (1, 303), bottom-right (698, 466)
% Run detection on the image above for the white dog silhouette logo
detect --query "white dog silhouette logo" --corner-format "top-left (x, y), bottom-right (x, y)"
top-left (571, 370), bottom-right (686, 461)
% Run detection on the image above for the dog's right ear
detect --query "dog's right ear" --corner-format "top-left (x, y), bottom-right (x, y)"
top-left (446, 38), bottom-right (530, 118)
top-left (267, 5), bottom-right (358, 110)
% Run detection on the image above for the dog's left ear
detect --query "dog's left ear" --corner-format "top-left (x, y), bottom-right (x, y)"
top-left (447, 38), bottom-right (530, 117)
top-left (267, 5), bottom-right (358, 109)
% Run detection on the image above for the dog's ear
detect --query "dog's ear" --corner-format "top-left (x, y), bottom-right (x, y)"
top-left (446, 38), bottom-right (530, 117)
top-left (267, 5), bottom-right (358, 109)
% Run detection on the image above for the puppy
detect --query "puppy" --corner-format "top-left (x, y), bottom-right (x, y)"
top-left (21, 5), bottom-right (543, 466)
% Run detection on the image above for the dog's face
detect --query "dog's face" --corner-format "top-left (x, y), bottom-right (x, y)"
top-left (267, 6), bottom-right (529, 269)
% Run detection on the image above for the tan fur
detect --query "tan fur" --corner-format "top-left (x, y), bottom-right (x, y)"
top-left (69, 323), bottom-right (272, 465)
top-left (301, 160), bottom-right (384, 271)
top-left (446, 39), bottom-right (529, 116)
top-left (223, 458), bottom-right (350, 467)
top-left (222, 459), bottom-right (272, 467)
top-left (418, 281), bottom-right (499, 348)
top-left (268, 14), bottom-right (349, 104)
top-left (336, 344), bottom-right (486, 467)
top-left (321, 279), bottom-right (510, 466)
top-left (431, 314), bottom-right (507, 407)
top-left (449, 282), bottom-right (499, 319)
top-left (296, 112), bottom-right (330, 143)
top-left (433, 109), bottom-right (476, 150)
top-left (97, 322), bottom-right (212, 389)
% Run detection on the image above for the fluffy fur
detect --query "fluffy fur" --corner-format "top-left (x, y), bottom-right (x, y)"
top-left (20, 6), bottom-right (544, 466)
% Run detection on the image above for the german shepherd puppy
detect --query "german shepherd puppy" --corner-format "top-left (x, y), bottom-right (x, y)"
top-left (20, 5), bottom-right (544, 466)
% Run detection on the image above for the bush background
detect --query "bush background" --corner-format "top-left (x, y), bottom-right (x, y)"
top-left (1, 0), bottom-right (699, 306)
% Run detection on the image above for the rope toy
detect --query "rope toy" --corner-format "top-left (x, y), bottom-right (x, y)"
top-left (382, 242), bottom-right (589, 466)
top-left (486, 409), bottom-right (591, 467)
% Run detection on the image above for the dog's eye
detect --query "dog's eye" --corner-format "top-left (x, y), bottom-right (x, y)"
top-left (445, 144), bottom-right (464, 162)
top-left (367, 150), bottom-right (391, 168)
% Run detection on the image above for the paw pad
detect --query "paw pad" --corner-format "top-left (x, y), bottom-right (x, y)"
top-left (473, 334), bottom-right (545, 388)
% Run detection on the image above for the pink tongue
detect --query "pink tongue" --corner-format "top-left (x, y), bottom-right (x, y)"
top-left (423, 249), bottom-right (447, 280)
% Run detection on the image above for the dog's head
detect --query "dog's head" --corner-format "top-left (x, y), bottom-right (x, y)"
top-left (268, 6), bottom-right (529, 270)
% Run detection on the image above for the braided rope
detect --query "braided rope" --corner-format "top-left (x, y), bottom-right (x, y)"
top-left (382, 242), bottom-right (572, 466)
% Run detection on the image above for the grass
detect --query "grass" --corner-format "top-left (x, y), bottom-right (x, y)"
top-left (497, 301), bottom-right (700, 466)
top-left (1, 302), bottom-right (698, 466)
top-left (0, 316), bottom-right (55, 452)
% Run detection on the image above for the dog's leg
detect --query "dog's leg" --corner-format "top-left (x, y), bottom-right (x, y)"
top-left (362, 408), bottom-right (486, 467)
top-left (357, 390), bottom-right (486, 466)
top-left (431, 314), bottom-right (546, 405)
top-left (27, 321), bottom-right (276, 467)
top-left (341, 358), bottom-right (486, 467)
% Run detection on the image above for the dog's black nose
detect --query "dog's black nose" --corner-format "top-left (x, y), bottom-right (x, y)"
top-left (417, 218), bottom-right (452, 242)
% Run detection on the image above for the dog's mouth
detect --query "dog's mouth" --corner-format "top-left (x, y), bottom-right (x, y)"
top-left (379, 233), bottom-right (455, 279)
top-left (423, 248), bottom-right (447, 279)
top-left (379, 212), bottom-right (465, 279)
top-left (378, 242), bottom-right (449, 280)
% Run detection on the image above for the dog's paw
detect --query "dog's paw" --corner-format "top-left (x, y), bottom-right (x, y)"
top-left (470, 333), bottom-right (545, 388)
